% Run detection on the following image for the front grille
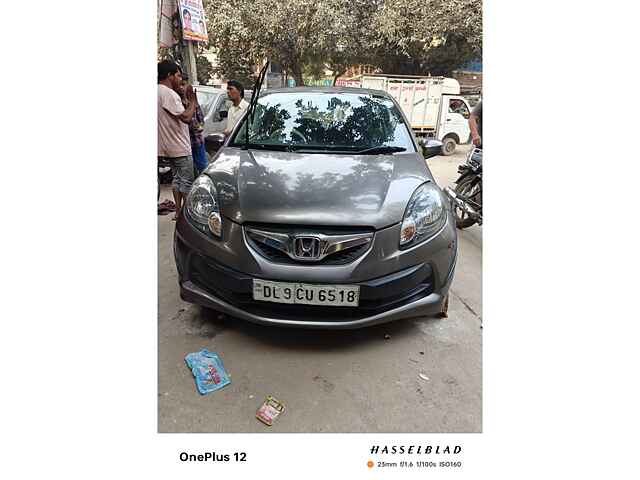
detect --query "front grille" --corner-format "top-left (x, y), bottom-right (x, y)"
top-left (322, 244), bottom-right (371, 265)
top-left (247, 235), bottom-right (371, 266)
top-left (244, 224), bottom-right (373, 266)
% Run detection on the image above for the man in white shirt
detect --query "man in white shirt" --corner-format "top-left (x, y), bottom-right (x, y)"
top-left (223, 80), bottom-right (249, 136)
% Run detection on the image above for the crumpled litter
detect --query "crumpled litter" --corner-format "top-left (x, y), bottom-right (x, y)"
top-left (256, 395), bottom-right (285, 426)
top-left (184, 349), bottom-right (231, 395)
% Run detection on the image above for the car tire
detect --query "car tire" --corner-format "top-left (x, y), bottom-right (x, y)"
top-left (441, 137), bottom-right (457, 156)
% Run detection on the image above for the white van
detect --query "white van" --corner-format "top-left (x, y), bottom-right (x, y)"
top-left (361, 75), bottom-right (472, 155)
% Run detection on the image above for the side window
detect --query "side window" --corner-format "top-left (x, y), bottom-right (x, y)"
top-left (448, 99), bottom-right (470, 119)
top-left (213, 98), bottom-right (231, 122)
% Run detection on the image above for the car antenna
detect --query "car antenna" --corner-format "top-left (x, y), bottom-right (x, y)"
top-left (243, 60), bottom-right (270, 150)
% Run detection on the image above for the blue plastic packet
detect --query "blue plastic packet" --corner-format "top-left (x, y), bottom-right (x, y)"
top-left (184, 349), bottom-right (231, 395)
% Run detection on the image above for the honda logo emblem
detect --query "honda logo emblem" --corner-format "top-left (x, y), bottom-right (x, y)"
top-left (293, 236), bottom-right (321, 260)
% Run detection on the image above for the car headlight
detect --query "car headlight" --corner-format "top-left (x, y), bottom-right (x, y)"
top-left (186, 176), bottom-right (222, 237)
top-left (400, 182), bottom-right (446, 247)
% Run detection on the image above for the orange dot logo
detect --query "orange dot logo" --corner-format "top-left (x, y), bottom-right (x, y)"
top-left (367, 460), bottom-right (374, 468)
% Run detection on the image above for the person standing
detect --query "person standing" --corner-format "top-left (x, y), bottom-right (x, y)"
top-left (158, 60), bottom-right (197, 219)
top-left (469, 100), bottom-right (482, 147)
top-left (223, 80), bottom-right (249, 136)
top-left (177, 76), bottom-right (207, 175)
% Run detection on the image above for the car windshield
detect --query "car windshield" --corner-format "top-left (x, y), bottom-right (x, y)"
top-left (230, 91), bottom-right (415, 152)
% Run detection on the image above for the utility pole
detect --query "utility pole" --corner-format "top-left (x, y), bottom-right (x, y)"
top-left (182, 40), bottom-right (198, 85)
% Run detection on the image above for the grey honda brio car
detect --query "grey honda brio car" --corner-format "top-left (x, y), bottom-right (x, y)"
top-left (174, 87), bottom-right (457, 329)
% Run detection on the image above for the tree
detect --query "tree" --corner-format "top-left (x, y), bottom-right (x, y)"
top-left (203, 0), bottom-right (375, 86)
top-left (369, 0), bottom-right (482, 75)
top-left (196, 54), bottom-right (214, 84)
top-left (251, 0), bottom-right (324, 86)
top-left (201, 0), bottom-right (482, 84)
top-left (203, 0), bottom-right (260, 85)
top-left (313, 0), bottom-right (380, 84)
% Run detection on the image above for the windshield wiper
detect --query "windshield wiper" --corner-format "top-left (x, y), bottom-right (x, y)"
top-left (243, 61), bottom-right (270, 150)
top-left (353, 146), bottom-right (407, 155)
top-left (244, 143), bottom-right (294, 152)
top-left (291, 145), bottom-right (351, 153)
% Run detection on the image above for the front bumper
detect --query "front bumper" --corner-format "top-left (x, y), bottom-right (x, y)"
top-left (174, 213), bottom-right (457, 329)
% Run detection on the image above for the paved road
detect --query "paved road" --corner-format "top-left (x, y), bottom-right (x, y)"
top-left (158, 144), bottom-right (482, 433)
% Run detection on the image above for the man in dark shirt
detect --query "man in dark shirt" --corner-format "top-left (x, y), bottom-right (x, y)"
top-left (469, 100), bottom-right (482, 147)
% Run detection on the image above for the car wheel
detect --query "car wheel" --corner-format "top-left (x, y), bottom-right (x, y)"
top-left (441, 137), bottom-right (457, 156)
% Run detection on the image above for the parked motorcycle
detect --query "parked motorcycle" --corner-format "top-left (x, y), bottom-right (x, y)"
top-left (444, 146), bottom-right (482, 228)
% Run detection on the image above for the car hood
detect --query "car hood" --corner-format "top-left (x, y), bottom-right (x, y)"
top-left (205, 147), bottom-right (433, 229)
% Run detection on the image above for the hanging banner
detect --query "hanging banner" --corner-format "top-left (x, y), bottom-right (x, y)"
top-left (178, 0), bottom-right (209, 43)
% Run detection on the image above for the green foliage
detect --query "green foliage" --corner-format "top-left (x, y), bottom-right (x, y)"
top-left (200, 0), bottom-right (481, 83)
top-left (370, 0), bottom-right (482, 75)
top-left (203, 0), bottom-right (260, 85)
top-left (196, 55), bottom-right (214, 84)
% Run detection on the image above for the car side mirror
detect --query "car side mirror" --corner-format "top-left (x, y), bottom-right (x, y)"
top-left (205, 133), bottom-right (226, 155)
top-left (420, 139), bottom-right (443, 159)
top-left (219, 110), bottom-right (228, 120)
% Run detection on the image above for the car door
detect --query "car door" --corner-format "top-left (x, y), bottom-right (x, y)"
top-left (203, 95), bottom-right (230, 137)
top-left (203, 90), bottom-right (255, 138)
top-left (439, 96), bottom-right (471, 143)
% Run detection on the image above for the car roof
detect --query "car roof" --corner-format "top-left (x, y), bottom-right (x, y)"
top-left (194, 85), bottom-right (223, 91)
top-left (260, 86), bottom-right (389, 97)
top-left (195, 85), bottom-right (253, 96)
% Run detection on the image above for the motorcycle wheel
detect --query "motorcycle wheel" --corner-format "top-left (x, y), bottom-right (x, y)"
top-left (453, 175), bottom-right (481, 229)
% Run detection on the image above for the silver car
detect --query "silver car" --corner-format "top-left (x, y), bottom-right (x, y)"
top-left (195, 85), bottom-right (253, 139)
top-left (174, 87), bottom-right (457, 329)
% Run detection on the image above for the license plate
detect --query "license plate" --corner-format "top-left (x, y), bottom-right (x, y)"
top-left (253, 279), bottom-right (360, 307)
